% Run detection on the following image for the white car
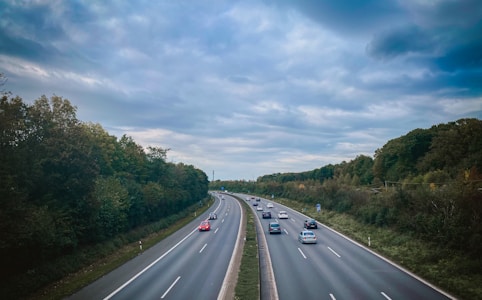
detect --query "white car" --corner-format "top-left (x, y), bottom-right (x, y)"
top-left (266, 203), bottom-right (274, 208)
top-left (257, 206), bottom-right (263, 211)
top-left (278, 211), bottom-right (288, 219)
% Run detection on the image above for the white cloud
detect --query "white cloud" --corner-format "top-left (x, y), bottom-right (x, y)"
top-left (439, 97), bottom-right (482, 115)
top-left (1, 0), bottom-right (480, 180)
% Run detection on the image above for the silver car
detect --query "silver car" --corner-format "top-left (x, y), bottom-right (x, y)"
top-left (268, 222), bottom-right (281, 234)
top-left (298, 230), bottom-right (317, 244)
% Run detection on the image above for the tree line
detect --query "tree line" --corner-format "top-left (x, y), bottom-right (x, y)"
top-left (0, 92), bottom-right (209, 281)
top-left (211, 118), bottom-right (482, 256)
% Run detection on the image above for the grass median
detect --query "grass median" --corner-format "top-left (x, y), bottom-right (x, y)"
top-left (234, 198), bottom-right (260, 300)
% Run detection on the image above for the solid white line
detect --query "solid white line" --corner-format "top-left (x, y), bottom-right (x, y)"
top-left (298, 247), bottom-right (307, 259)
top-left (381, 291), bottom-right (392, 300)
top-left (327, 246), bottom-right (341, 258)
top-left (103, 228), bottom-right (197, 299)
top-left (199, 243), bottom-right (207, 253)
top-left (329, 293), bottom-right (336, 300)
top-left (161, 276), bottom-right (181, 299)
top-left (214, 227), bottom-right (219, 234)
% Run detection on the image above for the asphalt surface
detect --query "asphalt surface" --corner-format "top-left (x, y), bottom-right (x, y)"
top-left (67, 193), bottom-right (243, 300)
top-left (67, 192), bottom-right (455, 300)
top-left (244, 195), bottom-right (455, 300)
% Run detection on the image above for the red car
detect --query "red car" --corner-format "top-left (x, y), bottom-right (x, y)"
top-left (198, 220), bottom-right (211, 231)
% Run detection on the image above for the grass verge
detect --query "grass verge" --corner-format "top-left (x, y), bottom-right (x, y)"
top-left (29, 200), bottom-right (212, 300)
top-left (275, 197), bottom-right (480, 300)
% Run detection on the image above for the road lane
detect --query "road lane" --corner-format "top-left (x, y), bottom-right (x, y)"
top-left (68, 193), bottom-right (243, 300)
top-left (244, 194), bottom-right (454, 300)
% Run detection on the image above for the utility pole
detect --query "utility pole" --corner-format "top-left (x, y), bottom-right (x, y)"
top-left (212, 170), bottom-right (214, 182)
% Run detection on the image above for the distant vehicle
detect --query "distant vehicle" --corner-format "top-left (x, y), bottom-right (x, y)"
top-left (257, 206), bottom-right (263, 211)
top-left (298, 230), bottom-right (317, 244)
top-left (253, 202), bottom-right (258, 206)
top-left (246, 197), bottom-right (250, 201)
top-left (304, 219), bottom-right (318, 229)
top-left (268, 222), bottom-right (281, 234)
top-left (278, 211), bottom-right (288, 219)
top-left (209, 212), bottom-right (217, 220)
top-left (221, 195), bottom-right (225, 200)
top-left (198, 220), bottom-right (211, 231)
top-left (262, 211), bottom-right (272, 219)
top-left (266, 203), bottom-right (274, 208)
top-left (256, 197), bottom-right (261, 202)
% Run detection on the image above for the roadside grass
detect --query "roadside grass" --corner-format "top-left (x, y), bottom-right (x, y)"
top-left (29, 200), bottom-right (212, 300)
top-left (27, 194), bottom-right (480, 300)
top-left (234, 200), bottom-right (260, 300)
top-left (275, 197), bottom-right (481, 300)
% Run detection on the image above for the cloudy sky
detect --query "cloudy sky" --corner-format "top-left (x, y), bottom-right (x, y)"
top-left (1, 0), bottom-right (481, 180)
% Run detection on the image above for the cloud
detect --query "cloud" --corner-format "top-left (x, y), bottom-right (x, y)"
top-left (267, 0), bottom-right (406, 35)
top-left (364, 0), bottom-right (482, 94)
top-left (366, 25), bottom-right (433, 60)
top-left (0, 0), bottom-right (480, 180)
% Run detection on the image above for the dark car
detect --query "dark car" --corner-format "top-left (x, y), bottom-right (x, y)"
top-left (262, 211), bottom-right (272, 219)
top-left (253, 202), bottom-right (258, 206)
top-left (268, 222), bottom-right (281, 234)
top-left (304, 219), bottom-right (318, 229)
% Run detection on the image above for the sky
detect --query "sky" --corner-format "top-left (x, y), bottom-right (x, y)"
top-left (1, 0), bottom-right (481, 181)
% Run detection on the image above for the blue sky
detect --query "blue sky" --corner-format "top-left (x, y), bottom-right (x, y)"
top-left (1, 0), bottom-right (481, 180)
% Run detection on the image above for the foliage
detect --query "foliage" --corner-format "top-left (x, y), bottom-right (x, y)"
top-left (0, 94), bottom-right (209, 291)
top-left (280, 199), bottom-right (481, 300)
top-left (211, 118), bottom-right (482, 258)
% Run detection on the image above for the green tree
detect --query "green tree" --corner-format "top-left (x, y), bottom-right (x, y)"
top-left (419, 118), bottom-right (482, 176)
top-left (91, 177), bottom-right (130, 240)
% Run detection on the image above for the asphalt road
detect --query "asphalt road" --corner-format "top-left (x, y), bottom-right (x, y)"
top-left (67, 193), bottom-right (243, 300)
top-left (245, 195), bottom-right (454, 300)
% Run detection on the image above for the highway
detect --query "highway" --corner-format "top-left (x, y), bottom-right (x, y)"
top-left (68, 193), bottom-right (243, 300)
top-left (245, 195), bottom-right (454, 300)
